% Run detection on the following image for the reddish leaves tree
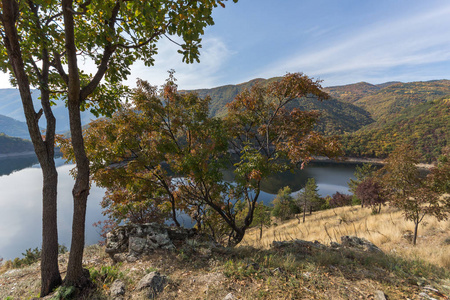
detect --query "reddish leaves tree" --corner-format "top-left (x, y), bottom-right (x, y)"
top-left (355, 178), bottom-right (386, 213)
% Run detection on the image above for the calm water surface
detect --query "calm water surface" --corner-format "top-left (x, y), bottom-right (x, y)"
top-left (0, 156), bottom-right (359, 260)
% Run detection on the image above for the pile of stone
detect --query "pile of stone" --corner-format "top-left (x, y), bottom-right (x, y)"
top-left (105, 223), bottom-right (197, 263)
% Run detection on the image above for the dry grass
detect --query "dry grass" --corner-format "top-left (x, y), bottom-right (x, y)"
top-left (241, 205), bottom-right (450, 269)
top-left (1, 207), bottom-right (449, 299)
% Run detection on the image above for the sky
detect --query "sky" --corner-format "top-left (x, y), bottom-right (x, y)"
top-left (1, 0), bottom-right (450, 90)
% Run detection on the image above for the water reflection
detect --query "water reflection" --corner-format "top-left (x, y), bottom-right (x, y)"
top-left (0, 154), bottom-right (39, 176)
top-left (0, 158), bottom-right (106, 260)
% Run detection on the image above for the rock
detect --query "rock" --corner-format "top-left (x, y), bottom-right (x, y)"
top-left (374, 290), bottom-right (387, 300)
top-left (340, 236), bottom-right (383, 253)
top-left (330, 241), bottom-right (341, 248)
top-left (137, 271), bottom-right (167, 299)
top-left (271, 239), bottom-right (325, 254)
top-left (110, 280), bottom-right (126, 298)
top-left (106, 223), bottom-right (197, 262)
top-left (224, 292), bottom-right (237, 300)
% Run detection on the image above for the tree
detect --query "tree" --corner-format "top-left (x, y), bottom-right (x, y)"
top-left (225, 73), bottom-right (343, 244)
top-left (348, 163), bottom-right (377, 207)
top-left (355, 178), bottom-right (386, 213)
top-left (1, 0), bottom-right (236, 293)
top-left (380, 145), bottom-right (450, 245)
top-left (329, 192), bottom-right (352, 208)
top-left (272, 186), bottom-right (298, 221)
top-left (296, 177), bottom-right (322, 223)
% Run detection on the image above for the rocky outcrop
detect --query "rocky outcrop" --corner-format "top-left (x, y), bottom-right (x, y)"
top-left (271, 236), bottom-right (383, 254)
top-left (105, 223), bottom-right (197, 262)
top-left (340, 236), bottom-right (383, 253)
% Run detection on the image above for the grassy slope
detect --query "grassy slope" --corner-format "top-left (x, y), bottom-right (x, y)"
top-left (1, 206), bottom-right (449, 299)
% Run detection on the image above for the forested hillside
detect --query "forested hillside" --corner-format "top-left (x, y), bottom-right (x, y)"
top-left (341, 97), bottom-right (450, 162)
top-left (0, 133), bottom-right (34, 155)
top-left (189, 78), bottom-right (374, 135)
top-left (350, 80), bottom-right (450, 120)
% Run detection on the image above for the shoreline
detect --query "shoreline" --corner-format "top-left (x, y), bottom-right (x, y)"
top-left (313, 156), bottom-right (434, 170)
top-left (0, 151), bottom-right (36, 159)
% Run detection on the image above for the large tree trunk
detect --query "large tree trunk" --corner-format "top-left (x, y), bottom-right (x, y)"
top-left (1, 0), bottom-right (62, 296)
top-left (62, 0), bottom-right (91, 287)
top-left (40, 161), bottom-right (62, 295)
top-left (64, 99), bottom-right (91, 287)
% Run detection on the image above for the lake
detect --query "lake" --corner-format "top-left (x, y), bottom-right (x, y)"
top-left (0, 155), bottom-right (360, 260)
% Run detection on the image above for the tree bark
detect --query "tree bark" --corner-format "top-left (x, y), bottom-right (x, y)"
top-left (1, 0), bottom-right (62, 296)
top-left (62, 0), bottom-right (91, 286)
top-left (413, 221), bottom-right (419, 246)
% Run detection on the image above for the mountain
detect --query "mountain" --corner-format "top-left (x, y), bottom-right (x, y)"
top-left (341, 97), bottom-right (450, 162)
top-left (347, 80), bottom-right (450, 120)
top-left (0, 133), bottom-right (34, 155)
top-left (0, 89), bottom-right (96, 138)
top-left (188, 78), bottom-right (374, 135)
top-left (0, 114), bottom-right (32, 139)
top-left (323, 82), bottom-right (382, 104)
top-left (187, 78), bottom-right (267, 117)
top-left (323, 81), bottom-right (402, 105)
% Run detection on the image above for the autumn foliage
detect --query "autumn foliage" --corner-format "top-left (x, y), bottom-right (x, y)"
top-left (60, 72), bottom-right (343, 246)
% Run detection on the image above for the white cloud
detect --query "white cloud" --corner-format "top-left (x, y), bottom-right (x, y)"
top-left (124, 36), bottom-right (236, 89)
top-left (260, 3), bottom-right (450, 85)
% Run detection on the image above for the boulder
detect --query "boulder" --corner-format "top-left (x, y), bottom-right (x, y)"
top-left (137, 271), bottom-right (167, 299)
top-left (110, 279), bottom-right (126, 299)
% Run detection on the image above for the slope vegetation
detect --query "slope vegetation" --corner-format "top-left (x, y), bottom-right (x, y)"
top-left (341, 97), bottom-right (450, 162)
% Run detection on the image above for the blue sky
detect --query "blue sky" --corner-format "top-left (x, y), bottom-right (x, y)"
top-left (2, 0), bottom-right (450, 89)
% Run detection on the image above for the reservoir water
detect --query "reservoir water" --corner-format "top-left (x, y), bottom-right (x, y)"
top-left (0, 155), bottom-right (360, 260)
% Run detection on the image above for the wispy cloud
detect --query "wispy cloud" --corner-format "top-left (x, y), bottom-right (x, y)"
top-left (260, 3), bottom-right (450, 85)
top-left (125, 36), bottom-right (236, 89)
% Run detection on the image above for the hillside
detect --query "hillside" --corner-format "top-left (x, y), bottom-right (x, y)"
top-left (0, 89), bottom-right (96, 137)
top-left (188, 78), bottom-right (268, 117)
top-left (323, 81), bottom-right (381, 104)
top-left (350, 80), bottom-right (450, 120)
top-left (189, 78), bottom-right (374, 136)
top-left (0, 133), bottom-right (34, 155)
top-left (1, 205), bottom-right (449, 299)
top-left (0, 114), bottom-right (32, 140)
top-left (340, 97), bottom-right (450, 162)
top-left (323, 81), bottom-right (401, 104)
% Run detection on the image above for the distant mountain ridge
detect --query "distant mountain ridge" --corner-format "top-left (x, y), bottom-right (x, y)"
top-left (0, 114), bottom-right (32, 139)
top-left (0, 89), bottom-right (96, 139)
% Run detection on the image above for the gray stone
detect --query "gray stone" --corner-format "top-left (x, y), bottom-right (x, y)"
top-left (110, 280), bottom-right (126, 297)
top-left (340, 236), bottom-right (383, 253)
top-left (105, 223), bottom-right (196, 261)
top-left (129, 236), bottom-right (147, 253)
top-left (223, 292), bottom-right (237, 300)
top-left (137, 271), bottom-right (167, 299)
top-left (374, 290), bottom-right (387, 300)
